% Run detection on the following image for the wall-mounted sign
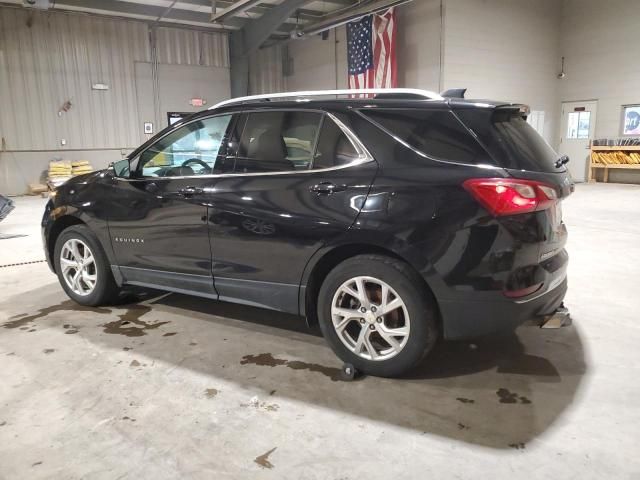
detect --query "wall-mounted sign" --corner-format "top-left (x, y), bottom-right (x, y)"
top-left (189, 98), bottom-right (206, 107)
top-left (144, 122), bottom-right (153, 134)
top-left (622, 105), bottom-right (640, 136)
top-left (167, 112), bottom-right (192, 126)
top-left (92, 83), bottom-right (109, 91)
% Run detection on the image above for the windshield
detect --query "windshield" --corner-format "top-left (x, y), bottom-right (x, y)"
top-left (455, 108), bottom-right (563, 173)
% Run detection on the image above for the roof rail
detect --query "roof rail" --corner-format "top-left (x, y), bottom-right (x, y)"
top-left (210, 88), bottom-right (444, 110)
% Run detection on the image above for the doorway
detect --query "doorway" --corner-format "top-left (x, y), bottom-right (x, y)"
top-left (558, 101), bottom-right (598, 182)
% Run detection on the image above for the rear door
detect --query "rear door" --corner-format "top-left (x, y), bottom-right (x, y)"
top-left (207, 109), bottom-right (378, 313)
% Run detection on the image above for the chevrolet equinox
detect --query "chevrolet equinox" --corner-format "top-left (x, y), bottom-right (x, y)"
top-left (42, 89), bottom-right (573, 377)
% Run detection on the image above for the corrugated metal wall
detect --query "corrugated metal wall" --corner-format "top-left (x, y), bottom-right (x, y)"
top-left (249, 45), bottom-right (286, 94)
top-left (156, 27), bottom-right (229, 67)
top-left (0, 7), bottom-right (230, 152)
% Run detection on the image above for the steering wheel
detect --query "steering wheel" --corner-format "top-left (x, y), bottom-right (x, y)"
top-left (181, 158), bottom-right (212, 174)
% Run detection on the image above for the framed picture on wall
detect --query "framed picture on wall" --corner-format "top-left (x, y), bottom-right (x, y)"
top-left (622, 105), bottom-right (640, 136)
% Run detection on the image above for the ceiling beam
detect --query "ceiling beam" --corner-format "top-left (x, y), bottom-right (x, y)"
top-left (239, 0), bottom-right (311, 54)
top-left (51, 0), bottom-right (247, 29)
top-left (176, 0), bottom-right (325, 23)
top-left (210, 0), bottom-right (262, 23)
top-left (295, 0), bottom-right (413, 37)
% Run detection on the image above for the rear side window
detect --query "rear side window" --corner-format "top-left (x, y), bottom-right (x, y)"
top-left (235, 111), bottom-right (322, 173)
top-left (360, 109), bottom-right (490, 165)
top-left (455, 108), bottom-right (561, 173)
top-left (313, 117), bottom-right (360, 169)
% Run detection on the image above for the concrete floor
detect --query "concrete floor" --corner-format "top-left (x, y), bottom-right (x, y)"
top-left (0, 183), bottom-right (639, 479)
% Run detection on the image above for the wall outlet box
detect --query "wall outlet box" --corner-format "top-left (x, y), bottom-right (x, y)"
top-left (60, 139), bottom-right (66, 146)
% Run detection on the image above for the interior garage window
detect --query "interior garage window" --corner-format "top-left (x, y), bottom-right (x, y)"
top-left (235, 111), bottom-right (322, 173)
top-left (361, 109), bottom-right (490, 165)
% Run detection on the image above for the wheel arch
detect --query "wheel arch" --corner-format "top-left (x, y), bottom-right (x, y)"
top-left (47, 215), bottom-right (86, 273)
top-left (301, 242), bottom-right (442, 331)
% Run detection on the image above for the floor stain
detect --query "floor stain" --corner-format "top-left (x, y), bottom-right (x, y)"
top-left (3, 300), bottom-right (110, 329)
top-left (497, 388), bottom-right (532, 405)
top-left (28, 329), bottom-right (36, 332)
top-left (509, 442), bottom-right (526, 450)
top-left (0, 421), bottom-right (6, 427)
top-left (240, 353), bottom-right (287, 367)
top-left (189, 342), bottom-right (197, 346)
top-left (458, 423), bottom-right (470, 430)
top-left (130, 360), bottom-right (141, 367)
top-left (123, 347), bottom-right (133, 351)
top-left (162, 332), bottom-right (177, 337)
top-left (121, 416), bottom-right (136, 422)
top-left (254, 447), bottom-right (277, 469)
top-left (205, 388), bottom-right (219, 399)
top-left (102, 304), bottom-right (168, 337)
top-left (32, 461), bottom-right (43, 467)
top-left (64, 328), bottom-right (79, 334)
top-left (241, 396), bottom-right (279, 412)
top-left (269, 389), bottom-right (277, 396)
top-left (43, 349), bottom-right (55, 354)
top-left (456, 397), bottom-right (475, 404)
top-left (240, 353), bottom-right (342, 381)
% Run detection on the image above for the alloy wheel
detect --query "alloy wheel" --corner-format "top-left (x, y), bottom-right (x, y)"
top-left (60, 238), bottom-right (97, 296)
top-left (331, 276), bottom-right (411, 361)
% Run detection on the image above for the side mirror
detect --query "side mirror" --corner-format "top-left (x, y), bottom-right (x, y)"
top-left (112, 158), bottom-right (131, 178)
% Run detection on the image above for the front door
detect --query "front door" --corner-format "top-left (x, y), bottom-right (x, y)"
top-left (207, 110), bottom-right (378, 314)
top-left (107, 113), bottom-right (235, 296)
top-left (558, 100), bottom-right (598, 182)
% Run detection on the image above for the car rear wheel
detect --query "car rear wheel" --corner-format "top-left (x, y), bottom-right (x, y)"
top-left (54, 225), bottom-right (120, 306)
top-left (317, 254), bottom-right (438, 377)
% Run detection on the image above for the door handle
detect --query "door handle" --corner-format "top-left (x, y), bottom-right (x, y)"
top-left (177, 186), bottom-right (203, 197)
top-left (310, 182), bottom-right (345, 195)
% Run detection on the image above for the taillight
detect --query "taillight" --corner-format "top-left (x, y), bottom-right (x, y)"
top-left (463, 178), bottom-right (558, 216)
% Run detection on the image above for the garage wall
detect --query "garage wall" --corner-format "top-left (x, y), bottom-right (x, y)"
top-left (249, 45), bottom-right (287, 94)
top-left (443, 0), bottom-right (562, 145)
top-left (285, 27), bottom-right (348, 91)
top-left (560, 0), bottom-right (640, 139)
top-left (396, 0), bottom-right (442, 92)
top-left (0, 6), bottom-right (229, 195)
top-left (559, 0), bottom-right (640, 184)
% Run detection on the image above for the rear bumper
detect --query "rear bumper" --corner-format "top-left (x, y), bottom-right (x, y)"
top-left (439, 273), bottom-right (568, 340)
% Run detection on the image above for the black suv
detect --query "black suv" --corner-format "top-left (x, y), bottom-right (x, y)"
top-left (42, 89), bottom-right (572, 377)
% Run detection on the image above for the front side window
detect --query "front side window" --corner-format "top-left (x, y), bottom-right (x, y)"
top-left (235, 111), bottom-right (323, 174)
top-left (137, 115), bottom-right (232, 177)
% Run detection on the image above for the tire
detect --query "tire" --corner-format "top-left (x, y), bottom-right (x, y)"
top-left (53, 225), bottom-right (120, 306)
top-left (317, 254), bottom-right (438, 377)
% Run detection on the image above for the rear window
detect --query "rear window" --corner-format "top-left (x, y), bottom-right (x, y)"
top-left (360, 109), bottom-right (491, 165)
top-left (455, 108), bottom-right (562, 173)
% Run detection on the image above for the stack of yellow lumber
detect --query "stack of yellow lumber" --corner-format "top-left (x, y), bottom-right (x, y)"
top-left (71, 161), bottom-right (93, 176)
top-left (48, 160), bottom-right (72, 178)
top-left (592, 151), bottom-right (640, 165)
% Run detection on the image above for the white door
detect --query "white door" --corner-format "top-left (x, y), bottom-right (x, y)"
top-left (558, 101), bottom-right (597, 182)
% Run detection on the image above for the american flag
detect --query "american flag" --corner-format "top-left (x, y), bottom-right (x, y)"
top-left (347, 8), bottom-right (397, 90)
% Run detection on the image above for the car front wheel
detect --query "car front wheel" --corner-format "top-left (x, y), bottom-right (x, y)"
top-left (54, 225), bottom-right (120, 306)
top-left (317, 254), bottom-right (438, 377)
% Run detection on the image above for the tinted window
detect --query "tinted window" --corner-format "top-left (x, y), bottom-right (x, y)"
top-left (313, 117), bottom-right (360, 169)
top-left (361, 109), bottom-right (489, 165)
top-left (138, 115), bottom-right (232, 177)
top-left (235, 111), bottom-right (322, 173)
top-left (455, 108), bottom-right (561, 173)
